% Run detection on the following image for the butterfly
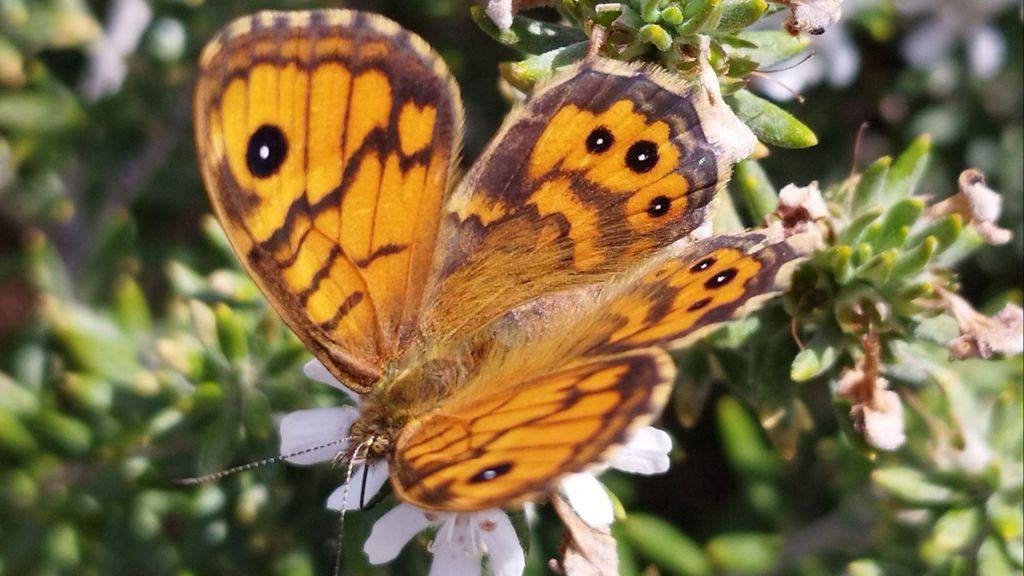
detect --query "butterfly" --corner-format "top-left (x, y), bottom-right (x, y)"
top-left (192, 9), bottom-right (800, 512)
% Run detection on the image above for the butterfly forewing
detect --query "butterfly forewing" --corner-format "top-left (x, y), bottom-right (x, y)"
top-left (422, 60), bottom-right (740, 339)
top-left (194, 10), bottom-right (462, 391)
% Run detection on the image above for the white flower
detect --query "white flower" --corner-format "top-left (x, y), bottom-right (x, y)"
top-left (559, 426), bottom-right (673, 528)
top-left (897, 0), bottom-right (1016, 80)
top-left (940, 292), bottom-right (1024, 360)
top-left (280, 360), bottom-right (525, 574)
top-left (695, 37), bottom-right (757, 164)
top-left (281, 360), bottom-right (391, 510)
top-left (784, 0), bottom-right (845, 35)
top-left (835, 365), bottom-right (907, 451)
top-left (752, 0), bottom-right (863, 102)
top-left (365, 505), bottom-right (525, 576)
top-left (80, 0), bottom-right (152, 101)
top-left (925, 169), bottom-right (1013, 246)
top-left (486, 0), bottom-right (514, 32)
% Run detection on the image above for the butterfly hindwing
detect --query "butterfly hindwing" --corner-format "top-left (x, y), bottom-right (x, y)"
top-left (391, 348), bottom-right (675, 511)
top-left (592, 233), bottom-right (801, 353)
top-left (194, 10), bottom-right (462, 391)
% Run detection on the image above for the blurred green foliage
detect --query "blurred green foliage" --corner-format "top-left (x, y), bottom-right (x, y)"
top-left (0, 1), bottom-right (1020, 575)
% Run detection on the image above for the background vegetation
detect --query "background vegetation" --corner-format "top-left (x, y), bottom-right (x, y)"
top-left (0, 1), bottom-right (1020, 575)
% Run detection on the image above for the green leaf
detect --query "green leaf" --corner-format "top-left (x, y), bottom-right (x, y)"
top-left (31, 411), bottom-right (92, 456)
top-left (0, 371), bottom-right (40, 415)
top-left (906, 214), bottom-right (962, 253)
top-left (511, 41), bottom-right (588, 82)
top-left (882, 134), bottom-right (930, 203)
top-left (854, 249), bottom-right (895, 285)
top-left (978, 535), bottom-right (1018, 576)
top-left (640, 0), bottom-right (662, 23)
top-left (891, 235), bottom-right (937, 278)
top-left (241, 389), bottom-right (272, 441)
top-left (729, 31), bottom-right (808, 68)
top-left (620, 513), bottom-right (710, 576)
top-left (638, 24), bottom-right (673, 51)
top-left (790, 328), bottom-right (842, 381)
top-left (62, 373), bottom-right (113, 413)
top-left (705, 533), bottom-right (781, 572)
top-left (0, 79), bottom-right (83, 134)
top-left (861, 197), bottom-right (923, 252)
top-left (837, 207), bottom-right (884, 246)
top-left (733, 160), bottom-right (777, 223)
top-left (0, 407), bottom-right (37, 455)
top-left (727, 89), bottom-right (817, 148)
top-left (833, 245), bottom-right (855, 283)
top-left (676, 0), bottom-right (722, 35)
top-left (872, 467), bottom-right (957, 505)
top-left (44, 522), bottom-right (80, 569)
top-left (80, 209), bottom-right (137, 301)
top-left (660, 6), bottom-right (684, 26)
top-left (214, 303), bottom-right (248, 363)
top-left (922, 507), bottom-right (980, 565)
top-left (470, 6), bottom-right (586, 54)
top-left (718, 0), bottom-right (767, 32)
top-left (46, 300), bottom-right (139, 382)
top-left (112, 276), bottom-right (152, 335)
top-left (717, 396), bottom-right (780, 479)
top-left (851, 155), bottom-right (891, 212)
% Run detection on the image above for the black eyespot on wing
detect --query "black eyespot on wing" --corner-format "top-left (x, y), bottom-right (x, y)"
top-left (647, 195), bottom-right (671, 217)
top-left (686, 297), bottom-right (713, 311)
top-left (690, 257), bottom-right (716, 273)
top-left (625, 140), bottom-right (658, 173)
top-left (704, 268), bottom-right (738, 289)
top-left (586, 127), bottom-right (614, 153)
top-left (246, 124), bottom-right (288, 179)
top-left (467, 462), bottom-right (514, 483)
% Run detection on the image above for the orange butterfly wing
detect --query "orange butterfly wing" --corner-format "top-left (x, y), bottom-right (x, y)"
top-left (593, 233), bottom-right (800, 353)
top-left (193, 11), bottom-right (462, 391)
top-left (392, 234), bottom-right (801, 510)
top-left (422, 60), bottom-right (751, 338)
top-left (391, 349), bottom-right (675, 510)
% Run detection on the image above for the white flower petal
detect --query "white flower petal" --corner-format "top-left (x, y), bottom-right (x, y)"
top-left (560, 473), bottom-right (614, 528)
top-left (968, 24), bottom-right (1005, 78)
top-left (325, 461), bottom-right (389, 511)
top-left (364, 504), bottom-right (442, 564)
top-left (476, 510), bottom-right (525, 576)
top-left (429, 543), bottom-right (481, 576)
top-left (901, 19), bottom-right (953, 68)
top-left (695, 40), bottom-right (756, 164)
top-left (278, 406), bottom-right (356, 465)
top-left (485, 0), bottom-right (513, 31)
top-left (302, 359), bottom-right (361, 403)
top-left (609, 427), bottom-right (672, 475)
top-left (862, 390), bottom-right (906, 451)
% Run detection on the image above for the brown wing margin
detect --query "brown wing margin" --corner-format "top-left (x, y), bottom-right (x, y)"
top-left (390, 349), bottom-right (675, 511)
top-left (193, 10), bottom-right (462, 391)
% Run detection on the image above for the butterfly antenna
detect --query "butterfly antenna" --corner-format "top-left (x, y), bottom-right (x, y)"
top-left (173, 437), bottom-right (352, 486)
top-left (333, 436), bottom-right (373, 576)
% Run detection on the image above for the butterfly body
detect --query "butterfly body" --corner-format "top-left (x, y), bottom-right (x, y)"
top-left (195, 9), bottom-right (801, 513)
